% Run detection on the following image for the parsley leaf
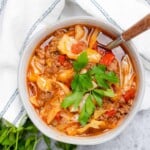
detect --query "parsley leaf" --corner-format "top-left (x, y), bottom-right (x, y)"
top-left (71, 73), bottom-right (93, 92)
top-left (95, 74), bottom-right (109, 89)
top-left (79, 95), bottom-right (95, 125)
top-left (0, 118), bottom-right (76, 150)
top-left (104, 71), bottom-right (119, 83)
top-left (61, 53), bottom-right (118, 126)
top-left (71, 74), bottom-right (80, 91)
top-left (55, 141), bottom-right (77, 150)
top-left (90, 64), bottom-right (119, 89)
top-left (86, 95), bottom-right (95, 115)
top-left (93, 89), bottom-right (115, 97)
top-left (92, 91), bottom-right (103, 106)
top-left (78, 73), bottom-right (93, 92)
top-left (90, 64), bottom-right (106, 75)
top-left (78, 105), bottom-right (89, 126)
top-left (73, 51), bottom-right (88, 72)
top-left (61, 91), bottom-right (83, 108)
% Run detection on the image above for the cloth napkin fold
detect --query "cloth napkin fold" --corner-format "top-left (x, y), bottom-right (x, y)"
top-left (0, 0), bottom-right (150, 126)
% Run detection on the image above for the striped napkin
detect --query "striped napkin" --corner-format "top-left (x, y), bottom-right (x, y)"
top-left (0, 0), bottom-right (150, 126)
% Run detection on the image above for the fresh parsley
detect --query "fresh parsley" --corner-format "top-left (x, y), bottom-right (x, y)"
top-left (73, 51), bottom-right (88, 72)
top-left (90, 65), bottom-right (119, 89)
top-left (61, 52), bottom-right (119, 126)
top-left (55, 141), bottom-right (76, 150)
top-left (93, 89), bottom-right (115, 97)
top-left (61, 91), bottom-right (84, 109)
top-left (71, 73), bottom-right (93, 92)
top-left (0, 118), bottom-right (77, 150)
top-left (79, 95), bottom-right (95, 125)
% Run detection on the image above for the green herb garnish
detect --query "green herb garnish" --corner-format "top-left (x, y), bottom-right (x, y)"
top-left (90, 65), bottom-right (119, 88)
top-left (61, 52), bottom-right (119, 126)
top-left (71, 73), bottom-right (93, 92)
top-left (61, 91), bottom-right (84, 109)
top-left (0, 118), bottom-right (77, 150)
top-left (55, 141), bottom-right (77, 150)
top-left (79, 95), bottom-right (95, 125)
top-left (73, 51), bottom-right (88, 72)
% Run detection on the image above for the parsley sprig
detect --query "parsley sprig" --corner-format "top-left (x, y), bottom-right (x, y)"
top-left (61, 52), bottom-right (119, 126)
top-left (0, 118), bottom-right (76, 150)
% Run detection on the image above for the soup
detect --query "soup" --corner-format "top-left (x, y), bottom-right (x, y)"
top-left (27, 24), bottom-right (137, 136)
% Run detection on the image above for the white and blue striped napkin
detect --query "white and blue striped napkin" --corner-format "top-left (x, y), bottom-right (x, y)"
top-left (0, 0), bottom-right (150, 126)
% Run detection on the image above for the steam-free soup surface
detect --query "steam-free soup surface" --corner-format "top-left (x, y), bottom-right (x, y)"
top-left (27, 24), bottom-right (137, 136)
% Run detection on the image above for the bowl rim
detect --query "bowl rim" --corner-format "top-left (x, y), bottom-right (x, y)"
top-left (18, 16), bottom-right (145, 145)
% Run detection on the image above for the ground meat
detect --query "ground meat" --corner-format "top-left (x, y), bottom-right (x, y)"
top-left (45, 29), bottom-right (66, 58)
top-left (38, 58), bottom-right (46, 65)
top-left (28, 82), bottom-right (38, 97)
top-left (107, 116), bottom-right (118, 124)
top-left (127, 99), bottom-right (134, 106)
top-left (45, 53), bottom-right (73, 75)
top-left (98, 96), bottom-right (130, 123)
top-left (35, 48), bottom-right (45, 59)
top-left (107, 59), bottom-right (118, 73)
top-left (39, 91), bottom-right (53, 101)
top-left (118, 104), bottom-right (130, 115)
top-left (44, 63), bottom-right (59, 74)
top-left (68, 27), bottom-right (75, 31)
top-left (54, 29), bottom-right (67, 36)
top-left (34, 48), bottom-right (46, 66)
top-left (115, 111), bottom-right (122, 119)
top-left (61, 60), bottom-right (73, 69)
top-left (102, 98), bottom-right (114, 110)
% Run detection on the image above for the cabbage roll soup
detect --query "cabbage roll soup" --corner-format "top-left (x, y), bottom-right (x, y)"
top-left (27, 24), bottom-right (137, 136)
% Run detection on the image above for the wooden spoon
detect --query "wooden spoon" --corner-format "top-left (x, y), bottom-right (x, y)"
top-left (99, 14), bottom-right (150, 50)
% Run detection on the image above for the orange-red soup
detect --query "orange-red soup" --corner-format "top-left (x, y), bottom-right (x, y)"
top-left (27, 24), bottom-right (137, 136)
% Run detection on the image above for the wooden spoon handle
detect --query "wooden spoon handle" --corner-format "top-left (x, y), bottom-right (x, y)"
top-left (122, 14), bottom-right (150, 41)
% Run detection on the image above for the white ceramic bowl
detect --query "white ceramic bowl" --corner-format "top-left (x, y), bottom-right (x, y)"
top-left (18, 16), bottom-right (145, 145)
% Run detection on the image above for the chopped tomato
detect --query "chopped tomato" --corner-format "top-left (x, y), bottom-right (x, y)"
top-left (105, 109), bottom-right (116, 117)
top-left (71, 41), bottom-right (87, 54)
top-left (123, 88), bottom-right (136, 102)
top-left (100, 52), bottom-right (115, 66)
top-left (58, 55), bottom-right (66, 65)
top-left (55, 112), bottom-right (61, 122)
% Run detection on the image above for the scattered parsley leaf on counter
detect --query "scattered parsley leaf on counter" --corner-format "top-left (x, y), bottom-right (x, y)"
top-left (0, 118), bottom-right (41, 150)
top-left (55, 141), bottom-right (77, 150)
top-left (73, 51), bottom-right (88, 72)
top-left (0, 118), bottom-right (77, 150)
top-left (43, 135), bottom-right (51, 150)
